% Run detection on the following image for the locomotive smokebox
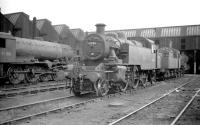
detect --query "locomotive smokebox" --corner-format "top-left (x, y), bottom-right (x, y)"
top-left (95, 23), bottom-right (106, 34)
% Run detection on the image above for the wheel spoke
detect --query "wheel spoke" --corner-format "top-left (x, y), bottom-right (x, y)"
top-left (132, 79), bottom-right (139, 89)
top-left (97, 79), bottom-right (109, 96)
top-left (39, 74), bottom-right (49, 82)
top-left (142, 78), bottom-right (148, 88)
top-left (119, 82), bottom-right (129, 92)
top-left (72, 79), bottom-right (81, 96)
top-left (7, 67), bottom-right (25, 84)
top-left (150, 75), bottom-right (156, 85)
top-left (25, 66), bottom-right (39, 84)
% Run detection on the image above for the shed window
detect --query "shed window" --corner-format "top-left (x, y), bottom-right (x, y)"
top-left (155, 40), bottom-right (159, 45)
top-left (0, 38), bottom-right (6, 48)
top-left (181, 38), bottom-right (186, 50)
top-left (127, 37), bottom-right (131, 40)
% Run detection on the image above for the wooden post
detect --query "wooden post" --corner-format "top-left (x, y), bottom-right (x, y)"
top-left (194, 50), bottom-right (196, 74)
top-left (194, 37), bottom-right (199, 74)
top-left (156, 50), bottom-right (158, 68)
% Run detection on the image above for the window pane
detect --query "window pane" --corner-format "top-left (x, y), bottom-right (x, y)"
top-left (0, 38), bottom-right (6, 48)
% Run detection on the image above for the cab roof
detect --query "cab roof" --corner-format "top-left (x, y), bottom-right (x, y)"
top-left (0, 32), bottom-right (15, 39)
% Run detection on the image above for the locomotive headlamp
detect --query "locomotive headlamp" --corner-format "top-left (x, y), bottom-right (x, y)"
top-left (79, 74), bottom-right (83, 78)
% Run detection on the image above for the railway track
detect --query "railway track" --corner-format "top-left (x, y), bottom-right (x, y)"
top-left (170, 89), bottom-right (200, 125)
top-left (0, 89), bottom-right (131, 125)
top-left (0, 92), bottom-right (94, 125)
top-left (108, 76), bottom-right (200, 125)
top-left (0, 82), bottom-right (66, 92)
top-left (0, 82), bottom-right (69, 98)
top-left (0, 77), bottom-right (190, 125)
top-left (0, 80), bottom-right (67, 90)
top-left (0, 76), bottom-right (186, 99)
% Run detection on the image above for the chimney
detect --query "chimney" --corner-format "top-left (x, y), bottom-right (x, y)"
top-left (32, 17), bottom-right (36, 39)
top-left (95, 23), bottom-right (106, 34)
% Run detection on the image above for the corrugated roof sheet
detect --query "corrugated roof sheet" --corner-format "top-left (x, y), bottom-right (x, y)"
top-left (140, 29), bottom-right (156, 37)
top-left (187, 26), bottom-right (200, 36)
top-left (123, 30), bottom-right (137, 37)
top-left (106, 30), bottom-right (136, 38)
top-left (5, 13), bottom-right (20, 25)
top-left (161, 27), bottom-right (181, 37)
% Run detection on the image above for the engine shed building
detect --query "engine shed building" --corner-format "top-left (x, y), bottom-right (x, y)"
top-left (71, 28), bottom-right (85, 41)
top-left (53, 24), bottom-right (78, 49)
top-left (4, 12), bottom-right (35, 38)
top-left (106, 24), bottom-right (200, 74)
top-left (0, 12), bottom-right (14, 33)
top-left (3, 12), bottom-right (41, 39)
top-left (71, 28), bottom-right (86, 53)
top-left (36, 19), bottom-right (59, 42)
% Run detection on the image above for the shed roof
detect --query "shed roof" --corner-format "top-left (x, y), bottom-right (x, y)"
top-left (54, 24), bottom-right (69, 35)
top-left (70, 28), bottom-right (85, 40)
top-left (36, 19), bottom-right (52, 30)
top-left (106, 24), bottom-right (200, 38)
top-left (54, 25), bottom-right (63, 34)
top-left (5, 12), bottom-right (30, 25)
top-left (5, 13), bottom-right (21, 25)
top-left (71, 28), bottom-right (80, 36)
top-left (36, 19), bottom-right (46, 30)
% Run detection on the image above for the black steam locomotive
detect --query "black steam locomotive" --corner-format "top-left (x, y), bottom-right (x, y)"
top-left (0, 32), bottom-right (75, 84)
top-left (69, 24), bottom-right (183, 96)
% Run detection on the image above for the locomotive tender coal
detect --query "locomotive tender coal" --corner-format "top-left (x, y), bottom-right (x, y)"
top-left (70, 24), bottom-right (183, 96)
top-left (0, 32), bottom-right (75, 84)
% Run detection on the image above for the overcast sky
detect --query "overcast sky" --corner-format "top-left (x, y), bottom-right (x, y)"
top-left (0, 0), bottom-right (200, 31)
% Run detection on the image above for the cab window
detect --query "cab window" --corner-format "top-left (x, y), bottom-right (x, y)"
top-left (0, 38), bottom-right (6, 48)
top-left (173, 53), bottom-right (178, 58)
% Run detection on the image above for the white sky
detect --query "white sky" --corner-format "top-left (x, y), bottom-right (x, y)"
top-left (0, 0), bottom-right (200, 32)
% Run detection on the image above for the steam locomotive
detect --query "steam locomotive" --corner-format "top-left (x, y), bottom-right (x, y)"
top-left (0, 32), bottom-right (75, 84)
top-left (69, 24), bottom-right (183, 96)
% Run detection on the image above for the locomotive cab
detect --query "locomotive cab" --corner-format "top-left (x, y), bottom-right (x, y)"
top-left (158, 47), bottom-right (182, 78)
top-left (0, 32), bottom-right (16, 78)
top-left (0, 32), bottom-right (16, 63)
